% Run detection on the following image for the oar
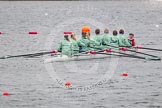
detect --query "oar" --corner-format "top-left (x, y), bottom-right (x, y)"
top-left (90, 47), bottom-right (161, 61)
top-left (106, 44), bottom-right (160, 58)
top-left (82, 50), bottom-right (159, 60)
top-left (96, 52), bottom-right (155, 60)
top-left (133, 46), bottom-right (162, 51)
top-left (74, 50), bottom-right (141, 59)
top-left (0, 50), bottom-right (57, 59)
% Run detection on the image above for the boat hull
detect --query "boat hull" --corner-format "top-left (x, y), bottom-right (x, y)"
top-left (44, 49), bottom-right (139, 63)
top-left (44, 54), bottom-right (113, 63)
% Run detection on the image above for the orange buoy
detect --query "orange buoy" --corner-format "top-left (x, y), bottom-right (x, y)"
top-left (28, 32), bottom-right (38, 34)
top-left (65, 81), bottom-right (71, 86)
top-left (3, 92), bottom-right (9, 96)
top-left (122, 72), bottom-right (128, 76)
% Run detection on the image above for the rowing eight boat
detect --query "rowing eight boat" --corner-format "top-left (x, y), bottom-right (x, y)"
top-left (44, 50), bottom-right (137, 63)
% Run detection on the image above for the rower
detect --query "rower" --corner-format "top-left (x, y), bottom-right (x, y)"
top-left (93, 28), bottom-right (103, 45)
top-left (109, 30), bottom-right (119, 47)
top-left (77, 26), bottom-right (91, 51)
top-left (124, 33), bottom-right (136, 47)
top-left (102, 28), bottom-right (112, 49)
top-left (70, 32), bottom-right (79, 54)
top-left (87, 32), bottom-right (101, 50)
top-left (117, 29), bottom-right (127, 47)
top-left (57, 32), bottom-right (72, 56)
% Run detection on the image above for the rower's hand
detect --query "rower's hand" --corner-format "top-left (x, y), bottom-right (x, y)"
top-left (50, 50), bottom-right (58, 56)
top-left (54, 50), bottom-right (58, 53)
top-left (50, 50), bottom-right (58, 53)
top-left (133, 46), bottom-right (142, 49)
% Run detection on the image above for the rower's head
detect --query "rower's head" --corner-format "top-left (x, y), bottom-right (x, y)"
top-left (128, 33), bottom-right (134, 39)
top-left (81, 26), bottom-right (90, 38)
top-left (71, 32), bottom-right (77, 41)
top-left (112, 30), bottom-right (118, 36)
top-left (104, 28), bottom-right (109, 34)
top-left (119, 29), bottom-right (124, 35)
top-left (64, 35), bottom-right (69, 41)
top-left (86, 32), bottom-right (91, 40)
top-left (64, 32), bottom-right (72, 41)
top-left (95, 29), bottom-right (100, 35)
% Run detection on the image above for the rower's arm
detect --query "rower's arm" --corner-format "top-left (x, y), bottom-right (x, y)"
top-left (77, 40), bottom-right (86, 47)
top-left (57, 41), bottom-right (62, 52)
top-left (123, 38), bottom-right (132, 47)
top-left (103, 36), bottom-right (111, 45)
top-left (89, 39), bottom-right (100, 47)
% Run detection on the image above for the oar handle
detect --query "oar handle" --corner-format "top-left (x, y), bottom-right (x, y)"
top-left (133, 46), bottom-right (142, 49)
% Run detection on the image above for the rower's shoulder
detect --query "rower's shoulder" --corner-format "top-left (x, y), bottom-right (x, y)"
top-left (91, 35), bottom-right (96, 39)
top-left (89, 38), bottom-right (95, 42)
top-left (103, 34), bottom-right (112, 36)
top-left (70, 39), bottom-right (75, 43)
top-left (111, 36), bottom-right (119, 40)
top-left (77, 37), bottom-right (83, 41)
top-left (77, 37), bottom-right (89, 42)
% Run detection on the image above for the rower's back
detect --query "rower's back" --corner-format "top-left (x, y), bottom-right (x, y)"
top-left (70, 33), bottom-right (80, 54)
top-left (109, 30), bottom-right (119, 47)
top-left (93, 29), bottom-right (103, 45)
top-left (117, 29), bottom-right (127, 47)
top-left (57, 39), bottom-right (72, 56)
top-left (77, 32), bottom-right (90, 51)
top-left (102, 28), bottom-right (112, 48)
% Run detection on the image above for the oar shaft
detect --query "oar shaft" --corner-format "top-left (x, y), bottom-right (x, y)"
top-left (107, 44), bottom-right (160, 58)
top-left (9, 52), bottom-right (50, 58)
top-left (90, 46), bottom-right (161, 61)
top-left (140, 47), bottom-right (162, 51)
top-left (0, 51), bottom-right (57, 59)
top-left (97, 52), bottom-right (146, 60)
top-left (125, 48), bottom-right (159, 58)
top-left (110, 50), bottom-right (144, 59)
